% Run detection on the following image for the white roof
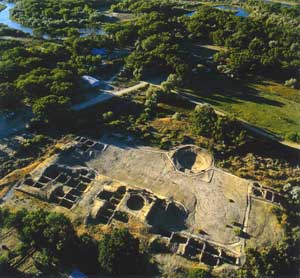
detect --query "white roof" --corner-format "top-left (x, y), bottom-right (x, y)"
top-left (82, 75), bottom-right (100, 86)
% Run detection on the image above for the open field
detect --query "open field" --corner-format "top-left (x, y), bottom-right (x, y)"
top-left (179, 43), bottom-right (300, 139)
top-left (180, 72), bottom-right (300, 138)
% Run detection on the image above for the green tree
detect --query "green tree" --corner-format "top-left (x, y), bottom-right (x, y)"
top-left (98, 229), bottom-right (142, 275)
top-left (15, 210), bottom-right (77, 265)
top-left (0, 82), bottom-right (21, 108)
top-left (76, 234), bottom-right (100, 274)
top-left (190, 104), bottom-right (217, 138)
top-left (0, 254), bottom-right (13, 275)
top-left (32, 95), bottom-right (71, 126)
top-left (214, 116), bottom-right (246, 146)
top-left (161, 73), bottom-right (182, 92)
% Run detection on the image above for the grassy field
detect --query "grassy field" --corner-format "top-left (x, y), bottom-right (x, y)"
top-left (182, 73), bottom-right (300, 138)
top-left (180, 45), bottom-right (300, 138)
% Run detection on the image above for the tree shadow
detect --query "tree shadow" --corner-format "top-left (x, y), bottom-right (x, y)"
top-left (185, 72), bottom-right (284, 107)
top-left (239, 231), bottom-right (251, 239)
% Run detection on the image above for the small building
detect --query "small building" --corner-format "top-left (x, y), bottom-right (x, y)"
top-left (82, 75), bottom-right (100, 88)
top-left (91, 48), bottom-right (107, 56)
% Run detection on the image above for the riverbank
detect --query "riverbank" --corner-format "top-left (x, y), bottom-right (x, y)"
top-left (0, 1), bottom-right (33, 35)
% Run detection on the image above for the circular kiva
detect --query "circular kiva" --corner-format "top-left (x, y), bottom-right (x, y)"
top-left (172, 145), bottom-right (213, 174)
top-left (126, 194), bottom-right (145, 211)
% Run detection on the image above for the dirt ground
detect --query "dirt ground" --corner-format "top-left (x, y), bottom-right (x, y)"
top-left (3, 134), bottom-right (283, 260)
top-left (52, 135), bottom-right (251, 248)
top-left (246, 199), bottom-right (284, 249)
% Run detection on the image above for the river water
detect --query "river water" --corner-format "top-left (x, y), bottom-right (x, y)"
top-left (186, 0), bottom-right (292, 17)
top-left (215, 5), bottom-right (249, 17)
top-left (0, 1), bottom-right (105, 38)
top-left (186, 5), bottom-right (249, 17)
top-left (0, 1), bottom-right (33, 34)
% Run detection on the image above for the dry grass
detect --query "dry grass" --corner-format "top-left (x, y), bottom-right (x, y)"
top-left (219, 153), bottom-right (300, 187)
top-left (253, 80), bottom-right (300, 104)
top-left (246, 199), bottom-right (284, 249)
top-left (150, 117), bottom-right (191, 135)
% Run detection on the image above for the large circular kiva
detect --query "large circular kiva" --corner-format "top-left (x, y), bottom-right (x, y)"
top-left (126, 194), bottom-right (145, 211)
top-left (172, 145), bottom-right (213, 174)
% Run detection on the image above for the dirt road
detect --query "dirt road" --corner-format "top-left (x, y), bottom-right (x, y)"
top-left (72, 82), bottom-right (148, 111)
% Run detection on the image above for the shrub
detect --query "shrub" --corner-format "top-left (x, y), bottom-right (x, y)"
top-left (0, 82), bottom-right (21, 109)
top-left (233, 227), bottom-right (242, 237)
top-left (188, 268), bottom-right (211, 278)
top-left (0, 254), bottom-right (12, 275)
top-left (102, 111), bottom-right (114, 122)
top-left (20, 134), bottom-right (50, 154)
top-left (284, 78), bottom-right (298, 89)
top-left (161, 74), bottom-right (182, 92)
top-left (34, 249), bottom-right (58, 272)
top-left (286, 132), bottom-right (300, 143)
top-left (148, 237), bottom-right (169, 254)
top-left (145, 86), bottom-right (162, 100)
top-left (0, 208), bottom-right (11, 228)
top-left (172, 112), bottom-right (182, 120)
top-left (214, 115), bottom-right (246, 147)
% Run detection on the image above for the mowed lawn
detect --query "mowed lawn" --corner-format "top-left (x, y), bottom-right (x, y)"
top-left (181, 72), bottom-right (300, 138)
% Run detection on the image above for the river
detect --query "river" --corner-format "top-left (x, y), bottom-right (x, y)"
top-left (215, 5), bottom-right (249, 17)
top-left (0, 1), bottom-right (33, 34)
top-left (0, 1), bottom-right (105, 38)
top-left (186, 5), bottom-right (249, 17)
top-left (186, 1), bottom-right (292, 18)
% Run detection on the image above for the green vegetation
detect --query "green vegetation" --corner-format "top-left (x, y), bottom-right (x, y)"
top-left (98, 228), bottom-right (144, 275)
top-left (101, 0), bottom-right (300, 138)
top-left (11, 0), bottom-right (109, 37)
top-left (0, 209), bottom-right (146, 276)
top-left (233, 227), bottom-right (243, 237)
top-left (106, 0), bottom-right (300, 81)
top-left (0, 82), bottom-right (21, 109)
top-left (183, 75), bottom-right (300, 137)
top-left (0, 0), bottom-right (299, 277)
top-left (0, 36), bottom-right (109, 116)
top-left (0, 23), bottom-right (29, 37)
top-left (0, 209), bottom-right (77, 272)
top-left (187, 268), bottom-right (211, 278)
top-left (32, 95), bottom-right (72, 126)
top-left (19, 134), bottom-right (51, 154)
top-left (0, 0), bottom-right (298, 138)
top-left (189, 104), bottom-right (246, 149)
top-left (237, 228), bottom-right (300, 278)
